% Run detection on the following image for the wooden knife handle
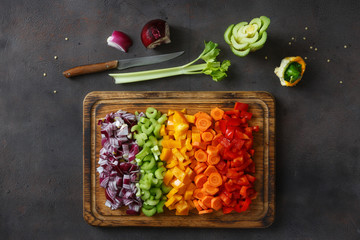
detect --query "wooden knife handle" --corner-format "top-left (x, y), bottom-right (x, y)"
top-left (62, 60), bottom-right (118, 78)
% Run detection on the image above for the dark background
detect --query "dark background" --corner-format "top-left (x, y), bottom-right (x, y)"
top-left (1, 0), bottom-right (359, 239)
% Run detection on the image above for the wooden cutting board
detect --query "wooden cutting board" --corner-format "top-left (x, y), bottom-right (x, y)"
top-left (83, 91), bottom-right (275, 228)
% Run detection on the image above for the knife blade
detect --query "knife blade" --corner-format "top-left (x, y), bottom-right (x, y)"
top-left (62, 51), bottom-right (184, 78)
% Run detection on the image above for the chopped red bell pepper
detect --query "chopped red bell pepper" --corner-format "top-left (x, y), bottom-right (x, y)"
top-left (234, 102), bottom-right (249, 112)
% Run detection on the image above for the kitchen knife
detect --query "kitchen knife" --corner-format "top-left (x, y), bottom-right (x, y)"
top-left (62, 51), bottom-right (184, 78)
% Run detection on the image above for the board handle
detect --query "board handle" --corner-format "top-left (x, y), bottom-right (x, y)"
top-left (63, 60), bottom-right (118, 78)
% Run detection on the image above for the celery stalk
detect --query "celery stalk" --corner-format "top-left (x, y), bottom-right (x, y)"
top-left (109, 41), bottom-right (230, 84)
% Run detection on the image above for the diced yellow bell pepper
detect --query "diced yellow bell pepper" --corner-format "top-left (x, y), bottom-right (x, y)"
top-left (163, 169), bottom-right (174, 185)
top-left (160, 148), bottom-right (172, 161)
top-left (171, 178), bottom-right (184, 189)
top-left (172, 166), bottom-right (186, 182)
top-left (166, 158), bottom-right (178, 168)
top-left (185, 138), bottom-right (192, 151)
top-left (165, 196), bottom-right (177, 207)
top-left (168, 109), bottom-right (175, 116)
top-left (160, 124), bottom-right (167, 136)
top-left (172, 148), bottom-right (185, 161)
top-left (166, 187), bottom-right (178, 199)
top-left (185, 115), bottom-right (195, 124)
top-left (184, 189), bottom-right (194, 200)
top-left (162, 139), bottom-right (182, 149)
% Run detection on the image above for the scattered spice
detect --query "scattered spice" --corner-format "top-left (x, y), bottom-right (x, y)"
top-left (303, 37), bottom-right (306, 40)
top-left (65, 37), bottom-right (69, 41)
top-left (305, 27), bottom-right (308, 30)
top-left (53, 90), bottom-right (57, 94)
top-left (265, 56), bottom-right (268, 60)
top-left (340, 81), bottom-right (343, 84)
top-left (291, 37), bottom-right (295, 41)
top-left (304, 57), bottom-right (308, 60)
top-left (309, 46), bottom-right (313, 50)
top-left (314, 48), bottom-right (318, 51)
top-left (54, 56), bottom-right (58, 60)
top-left (327, 59), bottom-right (331, 63)
top-left (344, 45), bottom-right (347, 49)
top-left (288, 42), bottom-right (292, 45)
top-left (43, 73), bottom-right (47, 77)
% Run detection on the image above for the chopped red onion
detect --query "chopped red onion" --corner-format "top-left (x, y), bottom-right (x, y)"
top-left (97, 110), bottom-right (141, 214)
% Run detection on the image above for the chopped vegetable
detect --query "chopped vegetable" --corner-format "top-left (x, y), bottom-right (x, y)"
top-left (97, 110), bottom-right (141, 214)
top-left (109, 41), bottom-right (231, 84)
top-left (224, 16), bottom-right (270, 57)
top-left (274, 56), bottom-right (306, 87)
top-left (107, 31), bottom-right (133, 52)
top-left (141, 19), bottom-right (171, 49)
top-left (132, 107), bottom-right (168, 216)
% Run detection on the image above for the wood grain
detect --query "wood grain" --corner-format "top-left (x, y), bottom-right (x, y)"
top-left (63, 60), bottom-right (118, 78)
top-left (83, 91), bottom-right (275, 228)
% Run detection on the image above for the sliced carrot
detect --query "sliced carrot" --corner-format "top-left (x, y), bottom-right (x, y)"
top-left (202, 195), bottom-right (214, 208)
top-left (197, 199), bottom-right (208, 210)
top-left (203, 182), bottom-right (219, 195)
top-left (195, 117), bottom-right (212, 132)
top-left (208, 172), bottom-right (223, 187)
top-left (207, 155), bottom-right (221, 165)
top-left (194, 188), bottom-right (208, 200)
top-left (201, 131), bottom-right (214, 142)
top-left (194, 162), bottom-right (207, 174)
top-left (194, 149), bottom-right (208, 162)
top-left (194, 173), bottom-right (207, 188)
top-left (193, 199), bottom-right (203, 211)
top-left (206, 145), bottom-right (219, 156)
top-left (204, 165), bottom-right (218, 176)
top-left (210, 107), bottom-right (224, 121)
top-left (210, 197), bottom-right (222, 211)
top-left (194, 112), bottom-right (212, 121)
top-left (198, 209), bottom-right (213, 214)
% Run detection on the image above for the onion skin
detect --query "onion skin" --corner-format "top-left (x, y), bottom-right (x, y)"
top-left (107, 31), bottom-right (133, 52)
top-left (141, 19), bottom-right (171, 49)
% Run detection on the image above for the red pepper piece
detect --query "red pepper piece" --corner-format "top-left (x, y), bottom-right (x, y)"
top-left (234, 102), bottom-right (249, 112)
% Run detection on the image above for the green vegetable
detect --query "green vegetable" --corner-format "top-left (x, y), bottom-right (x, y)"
top-left (109, 41), bottom-right (231, 83)
top-left (224, 16), bottom-right (270, 57)
top-left (142, 207), bottom-right (157, 217)
top-left (134, 107), bottom-right (169, 216)
top-left (284, 62), bottom-right (302, 83)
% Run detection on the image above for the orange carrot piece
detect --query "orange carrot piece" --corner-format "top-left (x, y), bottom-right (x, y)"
top-left (197, 199), bottom-right (208, 210)
top-left (201, 131), bottom-right (214, 142)
top-left (210, 107), bottom-right (224, 121)
top-left (210, 197), bottom-right (222, 211)
top-left (194, 112), bottom-right (212, 121)
top-left (202, 195), bottom-right (214, 208)
top-left (203, 182), bottom-right (219, 195)
top-left (195, 118), bottom-right (212, 132)
top-left (207, 155), bottom-right (221, 165)
top-left (194, 164), bottom-right (207, 175)
top-left (192, 141), bottom-right (208, 150)
top-left (193, 199), bottom-right (203, 211)
top-left (194, 149), bottom-right (208, 162)
top-left (208, 172), bottom-right (223, 187)
top-left (194, 188), bottom-right (207, 200)
top-left (204, 165), bottom-right (218, 176)
top-left (206, 145), bottom-right (219, 156)
top-left (194, 174), bottom-right (207, 188)
top-left (198, 209), bottom-right (213, 214)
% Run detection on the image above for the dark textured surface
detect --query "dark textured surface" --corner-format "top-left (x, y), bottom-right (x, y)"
top-left (0, 0), bottom-right (359, 239)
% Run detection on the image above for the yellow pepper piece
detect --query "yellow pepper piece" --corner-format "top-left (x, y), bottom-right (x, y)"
top-left (160, 124), bottom-right (167, 136)
top-left (172, 148), bottom-right (185, 161)
top-left (163, 169), bottom-right (174, 185)
top-left (160, 148), bottom-right (172, 161)
top-left (166, 187), bottom-right (178, 199)
top-left (172, 166), bottom-right (186, 182)
top-left (185, 115), bottom-right (195, 124)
